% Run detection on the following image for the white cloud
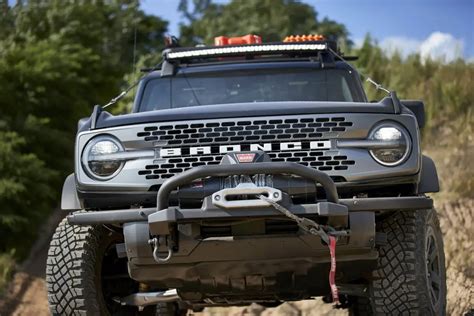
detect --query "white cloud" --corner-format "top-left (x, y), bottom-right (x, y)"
top-left (379, 32), bottom-right (464, 63)
top-left (419, 32), bottom-right (464, 63)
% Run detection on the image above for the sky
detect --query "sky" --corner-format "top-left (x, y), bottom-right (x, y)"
top-left (141, 0), bottom-right (474, 62)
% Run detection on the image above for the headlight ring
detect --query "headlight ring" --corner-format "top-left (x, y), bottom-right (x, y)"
top-left (369, 122), bottom-right (411, 167)
top-left (82, 135), bottom-right (125, 180)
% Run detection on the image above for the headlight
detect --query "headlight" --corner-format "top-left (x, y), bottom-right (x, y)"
top-left (82, 135), bottom-right (124, 180)
top-left (369, 123), bottom-right (411, 166)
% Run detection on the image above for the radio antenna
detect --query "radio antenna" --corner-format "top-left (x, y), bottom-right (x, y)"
top-left (103, 1), bottom-right (139, 110)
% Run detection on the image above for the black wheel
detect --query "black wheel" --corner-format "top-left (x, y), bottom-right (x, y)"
top-left (361, 209), bottom-right (447, 315)
top-left (46, 216), bottom-right (159, 315)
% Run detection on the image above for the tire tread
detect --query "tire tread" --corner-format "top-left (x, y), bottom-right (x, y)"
top-left (369, 209), bottom-right (446, 315)
top-left (46, 217), bottom-right (102, 315)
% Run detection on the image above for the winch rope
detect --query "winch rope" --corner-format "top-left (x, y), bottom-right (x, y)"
top-left (258, 195), bottom-right (340, 303)
top-left (328, 235), bottom-right (339, 303)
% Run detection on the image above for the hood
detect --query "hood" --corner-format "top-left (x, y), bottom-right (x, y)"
top-left (79, 98), bottom-right (397, 132)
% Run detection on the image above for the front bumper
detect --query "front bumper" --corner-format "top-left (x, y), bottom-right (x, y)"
top-left (67, 162), bottom-right (432, 293)
top-left (68, 162), bottom-right (433, 263)
top-left (68, 162), bottom-right (433, 296)
top-left (68, 161), bottom-right (432, 245)
top-left (68, 161), bottom-right (432, 227)
top-left (67, 195), bottom-right (433, 226)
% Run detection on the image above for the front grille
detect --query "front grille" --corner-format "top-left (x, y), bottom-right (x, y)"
top-left (137, 117), bottom-right (352, 145)
top-left (136, 115), bottom-right (356, 180)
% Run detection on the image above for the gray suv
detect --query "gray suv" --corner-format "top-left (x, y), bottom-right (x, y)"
top-left (46, 36), bottom-right (446, 315)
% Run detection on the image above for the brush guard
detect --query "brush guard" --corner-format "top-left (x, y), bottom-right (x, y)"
top-left (148, 162), bottom-right (347, 237)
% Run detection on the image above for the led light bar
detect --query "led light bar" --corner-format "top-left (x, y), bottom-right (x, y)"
top-left (165, 43), bottom-right (328, 60)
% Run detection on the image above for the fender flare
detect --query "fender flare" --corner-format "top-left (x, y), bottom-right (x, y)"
top-left (418, 155), bottom-right (440, 194)
top-left (61, 173), bottom-right (82, 210)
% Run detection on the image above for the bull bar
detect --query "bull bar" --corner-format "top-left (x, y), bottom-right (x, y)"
top-left (67, 162), bottom-right (433, 226)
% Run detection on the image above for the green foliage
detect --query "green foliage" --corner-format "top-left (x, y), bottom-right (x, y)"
top-left (0, 132), bottom-right (55, 257)
top-left (0, 251), bottom-right (15, 295)
top-left (0, 1), bottom-right (168, 268)
top-left (178, 0), bottom-right (212, 22)
top-left (178, 0), bottom-right (350, 46)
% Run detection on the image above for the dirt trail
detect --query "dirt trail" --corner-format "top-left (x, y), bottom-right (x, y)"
top-left (0, 201), bottom-right (473, 316)
top-left (437, 199), bottom-right (474, 315)
top-left (0, 210), bottom-right (64, 316)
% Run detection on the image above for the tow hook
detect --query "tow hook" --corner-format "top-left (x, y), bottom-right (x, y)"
top-left (116, 289), bottom-right (179, 308)
top-left (148, 236), bottom-right (173, 263)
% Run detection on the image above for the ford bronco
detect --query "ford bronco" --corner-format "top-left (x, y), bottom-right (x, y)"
top-left (46, 35), bottom-right (446, 315)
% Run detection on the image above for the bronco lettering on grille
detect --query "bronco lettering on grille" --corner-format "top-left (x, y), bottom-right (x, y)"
top-left (159, 141), bottom-right (331, 158)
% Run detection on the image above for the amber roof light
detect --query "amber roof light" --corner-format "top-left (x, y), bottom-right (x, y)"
top-left (283, 34), bottom-right (326, 42)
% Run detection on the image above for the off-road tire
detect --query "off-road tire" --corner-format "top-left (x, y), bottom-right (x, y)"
top-left (46, 216), bottom-right (183, 316)
top-left (47, 217), bottom-right (104, 315)
top-left (47, 216), bottom-right (154, 315)
top-left (364, 209), bottom-right (447, 315)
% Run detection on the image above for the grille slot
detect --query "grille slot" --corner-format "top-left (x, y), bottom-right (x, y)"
top-left (136, 116), bottom-right (356, 180)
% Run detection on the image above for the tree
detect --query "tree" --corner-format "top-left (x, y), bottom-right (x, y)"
top-left (178, 0), bottom-right (211, 22)
top-left (0, 0), bottom-right (168, 262)
top-left (0, 131), bottom-right (54, 257)
top-left (0, 0), bottom-right (168, 174)
top-left (178, 0), bottom-right (350, 46)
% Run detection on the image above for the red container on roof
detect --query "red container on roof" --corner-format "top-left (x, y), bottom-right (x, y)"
top-left (214, 34), bottom-right (262, 46)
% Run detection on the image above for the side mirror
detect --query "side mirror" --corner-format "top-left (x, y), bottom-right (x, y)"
top-left (401, 100), bottom-right (425, 129)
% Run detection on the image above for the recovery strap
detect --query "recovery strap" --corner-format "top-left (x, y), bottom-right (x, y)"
top-left (328, 236), bottom-right (339, 303)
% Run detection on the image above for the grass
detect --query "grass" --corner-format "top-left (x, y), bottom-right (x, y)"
top-left (0, 251), bottom-right (15, 296)
top-left (424, 114), bottom-right (474, 200)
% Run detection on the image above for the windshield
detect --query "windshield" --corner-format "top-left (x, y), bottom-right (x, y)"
top-left (139, 68), bottom-right (361, 112)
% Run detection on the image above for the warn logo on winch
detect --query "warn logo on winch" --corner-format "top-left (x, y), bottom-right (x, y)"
top-left (159, 141), bottom-right (331, 157)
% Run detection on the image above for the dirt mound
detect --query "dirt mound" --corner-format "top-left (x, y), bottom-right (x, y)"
top-left (0, 272), bottom-right (49, 316)
top-left (199, 301), bottom-right (347, 316)
top-left (437, 199), bottom-right (474, 315)
top-left (0, 201), bottom-right (472, 316)
top-left (0, 210), bottom-right (63, 316)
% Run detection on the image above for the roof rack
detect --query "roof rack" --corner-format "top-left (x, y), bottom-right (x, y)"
top-left (160, 40), bottom-right (341, 76)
